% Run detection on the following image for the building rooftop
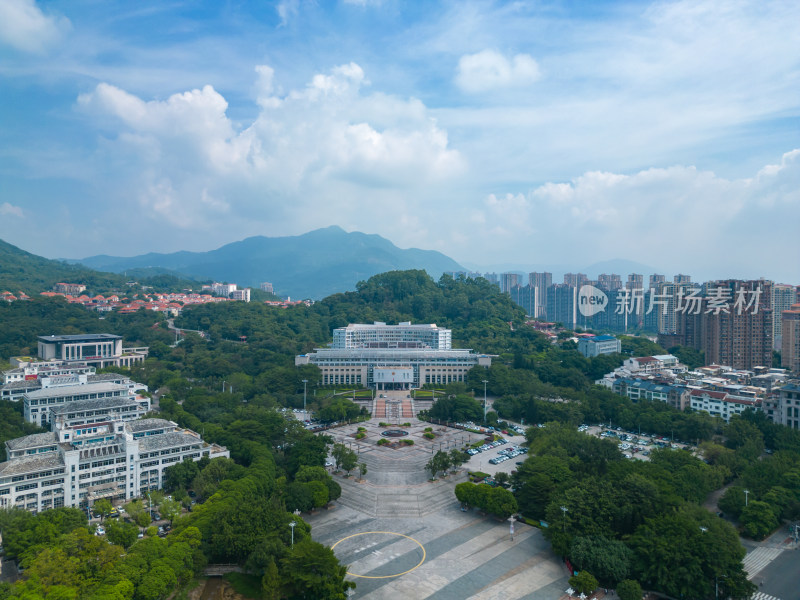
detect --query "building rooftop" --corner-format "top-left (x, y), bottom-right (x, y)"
top-left (38, 333), bottom-right (122, 343)
top-left (0, 453), bottom-right (64, 476)
top-left (126, 418), bottom-right (175, 433)
top-left (26, 381), bottom-right (130, 401)
top-left (138, 431), bottom-right (202, 451)
top-left (6, 432), bottom-right (58, 451)
top-left (49, 396), bottom-right (140, 415)
top-left (591, 335), bottom-right (618, 342)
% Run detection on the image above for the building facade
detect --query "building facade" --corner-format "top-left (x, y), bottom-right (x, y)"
top-left (578, 335), bottom-right (621, 357)
top-left (297, 322), bottom-right (491, 390)
top-left (37, 334), bottom-right (147, 369)
top-left (782, 304), bottom-right (800, 373)
top-left (0, 415), bottom-right (228, 513)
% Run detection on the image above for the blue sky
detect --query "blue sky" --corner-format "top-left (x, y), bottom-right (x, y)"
top-left (1, 0), bottom-right (798, 282)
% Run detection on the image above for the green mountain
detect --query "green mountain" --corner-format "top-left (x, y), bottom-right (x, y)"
top-left (75, 226), bottom-right (465, 299)
top-left (0, 238), bottom-right (125, 294)
top-left (0, 238), bottom-right (198, 295)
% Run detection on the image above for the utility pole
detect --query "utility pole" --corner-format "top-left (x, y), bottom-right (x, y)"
top-left (302, 379), bottom-right (308, 415)
top-left (483, 380), bottom-right (488, 423)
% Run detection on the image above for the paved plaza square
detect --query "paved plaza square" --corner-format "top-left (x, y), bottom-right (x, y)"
top-left (308, 414), bottom-right (570, 600)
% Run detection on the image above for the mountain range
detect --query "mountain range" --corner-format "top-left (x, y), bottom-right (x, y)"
top-left (72, 226), bottom-right (464, 300)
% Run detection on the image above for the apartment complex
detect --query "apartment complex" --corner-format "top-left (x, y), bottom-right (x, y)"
top-left (782, 304), bottom-right (800, 373)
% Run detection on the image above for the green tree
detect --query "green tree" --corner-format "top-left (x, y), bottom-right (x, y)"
top-left (93, 498), bottom-right (113, 522)
top-left (494, 472), bottom-right (510, 488)
top-left (358, 462), bottom-right (367, 481)
top-left (159, 498), bottom-right (182, 525)
top-left (617, 579), bottom-right (643, 600)
top-left (740, 500), bottom-right (778, 540)
top-left (569, 571), bottom-right (599, 594)
top-left (105, 518), bottom-right (139, 549)
top-left (280, 539), bottom-right (354, 599)
top-left (570, 536), bottom-right (633, 586)
top-left (261, 557), bottom-right (281, 600)
top-left (340, 447), bottom-right (358, 476)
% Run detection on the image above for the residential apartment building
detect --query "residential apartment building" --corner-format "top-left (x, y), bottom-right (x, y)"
top-left (0, 414), bottom-right (228, 513)
top-left (688, 389), bottom-right (760, 423)
top-left (773, 285), bottom-right (798, 350)
top-left (528, 272), bottom-right (551, 319)
top-left (782, 304), bottom-right (800, 373)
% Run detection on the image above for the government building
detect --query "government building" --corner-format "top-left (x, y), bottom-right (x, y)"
top-left (296, 322), bottom-right (491, 390)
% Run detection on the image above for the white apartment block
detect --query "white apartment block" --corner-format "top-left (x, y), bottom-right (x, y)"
top-left (0, 414), bottom-right (228, 513)
top-left (2, 372), bottom-right (141, 403)
top-left (3, 361), bottom-right (96, 384)
top-left (688, 389), bottom-right (760, 423)
top-left (230, 288), bottom-right (251, 302)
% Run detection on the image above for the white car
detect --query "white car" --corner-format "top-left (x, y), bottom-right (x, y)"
top-left (95, 526), bottom-right (106, 536)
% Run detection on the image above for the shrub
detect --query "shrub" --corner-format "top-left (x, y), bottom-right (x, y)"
top-left (423, 432), bottom-right (435, 440)
top-left (402, 422), bottom-right (411, 426)
top-left (377, 438), bottom-right (389, 446)
top-left (355, 432), bottom-right (366, 439)
top-left (424, 427), bottom-right (433, 432)
top-left (402, 439), bottom-right (414, 445)
top-left (378, 422), bottom-right (388, 427)
top-left (357, 426), bottom-right (366, 432)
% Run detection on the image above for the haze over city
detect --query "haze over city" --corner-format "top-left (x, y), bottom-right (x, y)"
top-left (0, 0), bottom-right (798, 282)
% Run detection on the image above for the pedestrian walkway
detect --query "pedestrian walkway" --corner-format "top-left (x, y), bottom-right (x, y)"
top-left (751, 591), bottom-right (782, 600)
top-left (743, 547), bottom-right (783, 579)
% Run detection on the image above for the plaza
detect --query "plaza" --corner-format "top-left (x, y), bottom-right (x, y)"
top-left (309, 417), bottom-right (570, 599)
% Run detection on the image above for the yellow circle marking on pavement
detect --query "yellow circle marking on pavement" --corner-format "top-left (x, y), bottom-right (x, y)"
top-left (330, 531), bottom-right (426, 579)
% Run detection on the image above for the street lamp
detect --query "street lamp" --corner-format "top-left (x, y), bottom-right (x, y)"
top-left (302, 379), bottom-right (308, 415)
top-left (289, 520), bottom-right (296, 548)
top-left (482, 380), bottom-right (488, 423)
top-left (744, 489), bottom-right (749, 507)
top-left (147, 492), bottom-right (153, 521)
top-left (508, 515), bottom-right (516, 542)
top-left (560, 505), bottom-right (568, 532)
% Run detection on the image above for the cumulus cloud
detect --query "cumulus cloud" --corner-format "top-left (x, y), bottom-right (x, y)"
top-left (0, 203), bottom-right (24, 218)
top-left (0, 0), bottom-right (69, 54)
top-left (468, 150), bottom-right (800, 279)
top-left (76, 63), bottom-right (463, 232)
top-left (455, 49), bottom-right (540, 93)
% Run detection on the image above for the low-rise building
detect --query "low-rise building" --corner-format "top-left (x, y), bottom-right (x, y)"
top-left (37, 333), bottom-right (147, 369)
top-left (577, 335), bottom-right (621, 357)
top-left (688, 389), bottom-right (760, 423)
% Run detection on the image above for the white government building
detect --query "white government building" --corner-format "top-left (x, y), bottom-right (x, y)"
top-left (296, 322), bottom-right (491, 390)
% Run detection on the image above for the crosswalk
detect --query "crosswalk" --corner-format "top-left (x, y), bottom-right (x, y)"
top-left (742, 546), bottom-right (783, 579)
top-left (751, 592), bottom-right (782, 600)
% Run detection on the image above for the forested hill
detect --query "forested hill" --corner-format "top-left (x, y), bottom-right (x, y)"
top-left (0, 238), bottom-right (197, 295)
top-left (174, 270), bottom-right (531, 356)
top-left (0, 238), bottom-right (125, 294)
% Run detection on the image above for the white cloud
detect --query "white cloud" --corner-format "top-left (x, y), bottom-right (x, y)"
top-left (0, 203), bottom-right (24, 218)
top-left (0, 0), bottom-right (69, 54)
top-left (455, 49), bottom-right (540, 93)
top-left (468, 150), bottom-right (800, 279)
top-left (276, 0), bottom-right (299, 26)
top-left (76, 63), bottom-right (463, 233)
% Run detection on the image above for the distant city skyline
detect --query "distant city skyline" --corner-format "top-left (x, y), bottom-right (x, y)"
top-left (1, 1), bottom-right (798, 282)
